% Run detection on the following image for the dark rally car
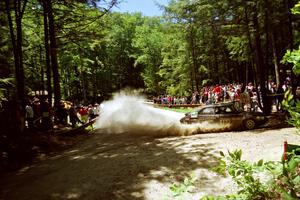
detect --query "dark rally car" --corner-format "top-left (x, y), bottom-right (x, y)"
top-left (180, 102), bottom-right (268, 130)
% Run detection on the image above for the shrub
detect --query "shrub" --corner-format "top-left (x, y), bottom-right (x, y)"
top-left (203, 150), bottom-right (300, 200)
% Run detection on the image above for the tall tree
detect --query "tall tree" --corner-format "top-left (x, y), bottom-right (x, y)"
top-left (252, 1), bottom-right (270, 114)
top-left (42, 0), bottom-right (52, 106)
top-left (5, 0), bottom-right (27, 102)
top-left (4, 0), bottom-right (28, 132)
top-left (46, 0), bottom-right (61, 107)
top-left (133, 17), bottom-right (164, 94)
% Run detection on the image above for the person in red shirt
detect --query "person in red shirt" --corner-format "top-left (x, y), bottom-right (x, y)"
top-left (213, 85), bottom-right (221, 103)
top-left (235, 89), bottom-right (241, 101)
top-left (79, 106), bottom-right (88, 123)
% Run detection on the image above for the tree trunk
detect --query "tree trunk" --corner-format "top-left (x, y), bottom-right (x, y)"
top-left (15, 0), bottom-right (25, 105)
top-left (42, 0), bottom-right (52, 106)
top-left (264, 0), bottom-right (281, 86)
top-left (243, 1), bottom-right (255, 84)
top-left (271, 31), bottom-right (280, 86)
top-left (47, 0), bottom-right (61, 107)
top-left (40, 45), bottom-right (45, 93)
top-left (5, 1), bottom-right (19, 87)
top-left (253, 3), bottom-right (270, 115)
top-left (285, 0), bottom-right (296, 94)
top-left (211, 24), bottom-right (220, 84)
top-left (245, 63), bottom-right (248, 86)
top-left (189, 23), bottom-right (199, 92)
top-left (264, 0), bottom-right (270, 83)
top-left (285, 0), bottom-right (294, 50)
top-left (5, 0), bottom-right (27, 133)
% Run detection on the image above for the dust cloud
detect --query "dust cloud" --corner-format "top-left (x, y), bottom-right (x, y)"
top-left (95, 91), bottom-right (230, 137)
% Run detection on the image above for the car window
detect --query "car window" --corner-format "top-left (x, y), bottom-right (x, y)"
top-left (214, 105), bottom-right (235, 114)
top-left (201, 107), bottom-right (215, 114)
top-left (224, 106), bottom-right (233, 113)
top-left (233, 102), bottom-right (243, 112)
top-left (190, 111), bottom-right (199, 118)
top-left (215, 107), bottom-right (221, 114)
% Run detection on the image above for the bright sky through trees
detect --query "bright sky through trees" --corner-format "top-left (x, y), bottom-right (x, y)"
top-left (113, 0), bottom-right (169, 16)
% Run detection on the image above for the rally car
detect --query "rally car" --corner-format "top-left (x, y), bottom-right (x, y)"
top-left (180, 102), bottom-right (267, 130)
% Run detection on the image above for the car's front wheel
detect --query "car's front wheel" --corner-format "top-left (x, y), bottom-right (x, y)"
top-left (244, 119), bottom-right (256, 130)
top-left (180, 118), bottom-right (187, 124)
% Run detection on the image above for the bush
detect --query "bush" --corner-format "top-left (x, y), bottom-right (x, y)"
top-left (282, 90), bottom-right (300, 133)
top-left (203, 150), bottom-right (300, 200)
top-left (169, 149), bottom-right (300, 200)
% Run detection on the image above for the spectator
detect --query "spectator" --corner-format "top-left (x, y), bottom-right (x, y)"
top-left (88, 105), bottom-right (95, 121)
top-left (56, 102), bottom-right (68, 125)
top-left (25, 102), bottom-right (34, 130)
top-left (79, 106), bottom-right (88, 123)
top-left (276, 84), bottom-right (284, 112)
top-left (195, 92), bottom-right (200, 104)
top-left (69, 106), bottom-right (83, 128)
top-left (41, 99), bottom-right (51, 130)
top-left (251, 92), bottom-right (259, 111)
top-left (213, 85), bottom-right (221, 103)
top-left (202, 87), bottom-right (208, 103)
top-left (33, 98), bottom-right (41, 125)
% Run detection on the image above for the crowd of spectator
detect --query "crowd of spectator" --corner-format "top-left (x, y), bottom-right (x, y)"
top-left (24, 98), bottom-right (102, 131)
top-left (21, 77), bottom-right (299, 130)
top-left (153, 78), bottom-right (296, 112)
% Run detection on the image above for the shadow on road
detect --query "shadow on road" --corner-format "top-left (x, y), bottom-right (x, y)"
top-left (0, 130), bottom-right (221, 200)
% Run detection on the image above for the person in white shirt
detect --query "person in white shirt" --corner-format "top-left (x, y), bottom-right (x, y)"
top-left (25, 102), bottom-right (34, 129)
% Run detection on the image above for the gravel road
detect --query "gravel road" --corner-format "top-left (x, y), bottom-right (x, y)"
top-left (1, 126), bottom-right (300, 200)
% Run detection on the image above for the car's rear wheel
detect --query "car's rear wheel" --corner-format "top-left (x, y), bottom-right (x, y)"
top-left (244, 119), bottom-right (256, 130)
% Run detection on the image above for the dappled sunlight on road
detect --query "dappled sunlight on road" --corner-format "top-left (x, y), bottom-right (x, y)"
top-left (0, 130), bottom-right (230, 200)
top-left (1, 127), bottom-right (300, 199)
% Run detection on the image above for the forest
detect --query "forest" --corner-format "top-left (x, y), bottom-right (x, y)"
top-left (1, 0), bottom-right (300, 133)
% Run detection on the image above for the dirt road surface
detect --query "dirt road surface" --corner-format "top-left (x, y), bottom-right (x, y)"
top-left (1, 127), bottom-right (300, 200)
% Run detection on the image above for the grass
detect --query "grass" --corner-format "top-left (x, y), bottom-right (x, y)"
top-left (161, 107), bottom-right (194, 113)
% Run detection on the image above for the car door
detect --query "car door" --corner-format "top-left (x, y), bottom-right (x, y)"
top-left (218, 105), bottom-right (243, 129)
top-left (196, 107), bottom-right (218, 124)
top-left (187, 110), bottom-right (201, 123)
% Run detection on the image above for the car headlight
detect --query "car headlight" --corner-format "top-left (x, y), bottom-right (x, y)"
top-left (256, 116), bottom-right (265, 120)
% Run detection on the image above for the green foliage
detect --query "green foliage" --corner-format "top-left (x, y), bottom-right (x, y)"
top-left (201, 196), bottom-right (227, 200)
top-left (1, 0), bottom-right (300, 102)
top-left (292, 2), bottom-right (300, 14)
top-left (268, 150), bottom-right (300, 200)
top-left (213, 150), bottom-right (271, 200)
top-left (133, 17), bottom-right (165, 94)
top-left (168, 149), bottom-right (297, 200)
top-left (161, 107), bottom-right (194, 113)
top-left (280, 1), bottom-right (300, 133)
top-left (169, 174), bottom-right (197, 199)
top-left (282, 1), bottom-right (300, 76)
top-left (225, 36), bottom-right (249, 63)
top-left (282, 90), bottom-right (300, 132)
top-left (0, 78), bottom-right (14, 102)
top-left (282, 48), bottom-right (300, 75)
top-left (207, 149), bottom-right (300, 200)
